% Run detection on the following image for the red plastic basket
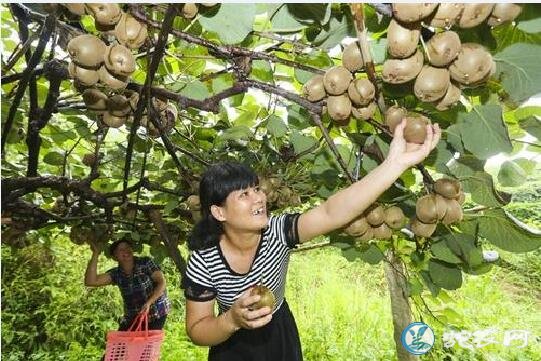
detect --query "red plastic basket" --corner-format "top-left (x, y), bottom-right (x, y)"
top-left (104, 312), bottom-right (164, 361)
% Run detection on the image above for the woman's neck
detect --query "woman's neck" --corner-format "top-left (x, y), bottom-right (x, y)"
top-left (221, 227), bottom-right (260, 254)
top-left (119, 259), bottom-right (135, 274)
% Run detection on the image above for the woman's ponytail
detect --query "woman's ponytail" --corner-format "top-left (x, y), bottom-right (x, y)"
top-left (187, 213), bottom-right (223, 250)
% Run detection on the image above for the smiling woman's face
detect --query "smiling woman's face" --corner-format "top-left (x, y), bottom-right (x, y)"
top-left (217, 186), bottom-right (268, 232)
top-left (113, 242), bottom-right (134, 263)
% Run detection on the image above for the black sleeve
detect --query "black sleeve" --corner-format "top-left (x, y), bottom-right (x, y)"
top-left (182, 251), bottom-right (217, 302)
top-left (278, 213), bottom-right (301, 249)
top-left (182, 276), bottom-right (217, 302)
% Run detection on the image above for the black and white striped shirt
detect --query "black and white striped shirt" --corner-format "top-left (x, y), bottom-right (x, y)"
top-left (184, 213), bottom-right (300, 314)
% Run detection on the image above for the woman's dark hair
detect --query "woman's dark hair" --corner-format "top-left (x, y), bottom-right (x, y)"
top-left (188, 162), bottom-right (258, 250)
top-left (109, 239), bottom-right (132, 258)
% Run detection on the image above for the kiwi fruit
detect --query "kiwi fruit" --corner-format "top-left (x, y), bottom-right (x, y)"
top-left (250, 285), bottom-right (275, 310)
top-left (327, 95), bottom-right (352, 125)
top-left (392, 3), bottom-right (438, 23)
top-left (351, 102), bottom-right (377, 121)
top-left (426, 31), bottom-right (461, 67)
top-left (67, 34), bottom-right (106, 69)
top-left (382, 49), bottom-right (424, 84)
top-left (433, 194), bottom-right (448, 221)
top-left (82, 88), bottom-right (108, 111)
top-left (82, 153), bottom-right (97, 167)
top-left (387, 19), bottom-right (420, 59)
top-left (434, 178), bottom-right (461, 199)
top-left (357, 227), bottom-right (374, 242)
top-left (101, 112), bottom-right (126, 128)
top-left (347, 79), bottom-right (375, 106)
top-left (434, 82), bottom-right (461, 111)
top-left (344, 217), bottom-right (369, 237)
top-left (428, 4), bottom-right (464, 28)
top-left (366, 205), bottom-right (385, 226)
top-left (342, 41), bottom-right (364, 72)
top-left (449, 43), bottom-right (492, 86)
top-left (411, 217), bottom-right (437, 238)
top-left (384, 206), bottom-right (406, 230)
top-left (200, 3), bottom-right (218, 7)
top-left (302, 75), bottom-right (327, 102)
top-left (456, 191), bottom-right (465, 205)
top-left (181, 3), bottom-right (199, 19)
top-left (458, 4), bottom-right (494, 28)
top-left (323, 66), bottom-right (353, 95)
top-left (107, 94), bottom-right (132, 116)
top-left (152, 96), bottom-right (169, 112)
top-left (416, 194), bottom-right (439, 224)
top-left (85, 4), bottom-right (122, 26)
top-left (414, 66), bottom-right (450, 102)
top-left (442, 199), bottom-right (463, 225)
top-left (68, 62), bottom-right (99, 86)
top-left (373, 223), bottom-right (393, 240)
top-left (63, 3), bottom-right (86, 16)
top-left (403, 114), bottom-right (429, 144)
top-left (384, 105), bottom-right (406, 133)
top-left (114, 13), bottom-right (148, 49)
top-left (104, 44), bottom-right (136, 77)
top-left (487, 4), bottom-right (522, 27)
top-left (98, 66), bottom-right (128, 90)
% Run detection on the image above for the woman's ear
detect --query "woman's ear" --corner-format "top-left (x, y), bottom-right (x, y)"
top-left (210, 204), bottom-right (226, 222)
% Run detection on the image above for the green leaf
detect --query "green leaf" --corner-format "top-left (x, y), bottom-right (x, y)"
top-left (312, 12), bottom-right (355, 49)
top-left (358, 244), bottom-right (384, 264)
top-left (269, 4), bottom-right (305, 32)
top-left (492, 23), bottom-right (541, 52)
top-left (341, 246), bottom-right (361, 262)
top-left (428, 260), bottom-right (463, 290)
top-left (498, 160), bottom-right (528, 187)
top-left (519, 116), bottom-right (541, 139)
top-left (163, 200), bottom-right (179, 215)
top-left (494, 43), bottom-right (541, 103)
top-left (516, 3), bottom-right (541, 33)
top-left (457, 105), bottom-right (512, 160)
top-left (266, 115), bottom-right (288, 138)
top-left (440, 232), bottom-right (483, 267)
top-left (461, 171), bottom-right (506, 207)
top-left (250, 60), bottom-right (273, 83)
top-left (371, 38), bottom-right (388, 65)
top-left (287, 4), bottom-right (331, 26)
top-left (290, 132), bottom-right (317, 155)
top-left (219, 126), bottom-right (253, 142)
top-left (478, 208), bottom-right (541, 252)
top-left (199, 4), bottom-right (256, 44)
top-left (294, 51), bottom-right (333, 84)
top-left (43, 151), bottom-right (65, 166)
top-left (425, 140), bottom-right (454, 174)
top-left (431, 240), bottom-right (462, 264)
top-left (177, 80), bottom-right (209, 101)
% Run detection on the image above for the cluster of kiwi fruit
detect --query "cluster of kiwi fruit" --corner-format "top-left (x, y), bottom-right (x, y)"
top-left (410, 177), bottom-right (464, 237)
top-left (302, 43), bottom-right (377, 126)
top-left (178, 3), bottom-right (218, 20)
top-left (259, 176), bottom-right (302, 209)
top-left (249, 285), bottom-right (276, 310)
top-left (384, 105), bottom-right (432, 144)
top-left (69, 223), bottom-right (112, 246)
top-left (383, 4), bottom-right (521, 110)
top-left (343, 204), bottom-right (407, 242)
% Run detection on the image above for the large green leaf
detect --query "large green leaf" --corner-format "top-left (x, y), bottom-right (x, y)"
top-left (479, 208), bottom-right (541, 252)
top-left (269, 4), bottom-right (305, 32)
top-left (358, 244), bottom-right (384, 264)
top-left (428, 260), bottom-right (463, 290)
top-left (456, 105), bottom-right (512, 159)
top-left (43, 151), bottom-right (65, 166)
top-left (312, 12), bottom-right (355, 49)
top-left (199, 4), bottom-right (256, 44)
top-left (266, 115), bottom-right (288, 138)
top-left (519, 116), bottom-right (541, 139)
top-left (176, 80), bottom-right (209, 101)
top-left (494, 43), bottom-right (541, 103)
top-left (461, 171), bottom-right (507, 207)
top-left (430, 241), bottom-right (462, 264)
top-left (287, 4), bottom-right (331, 26)
top-left (498, 160), bottom-right (528, 187)
top-left (516, 3), bottom-right (541, 34)
top-left (290, 132), bottom-right (318, 155)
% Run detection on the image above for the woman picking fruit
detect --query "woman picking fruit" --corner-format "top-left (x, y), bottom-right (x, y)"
top-left (184, 119), bottom-right (440, 360)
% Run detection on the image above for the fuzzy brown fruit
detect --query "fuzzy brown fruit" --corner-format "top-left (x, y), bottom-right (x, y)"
top-left (342, 41), bottom-right (364, 72)
top-left (410, 217), bottom-right (437, 238)
top-left (442, 199), bottom-right (463, 225)
top-left (98, 66), bottom-right (128, 90)
top-left (107, 94), bottom-right (132, 117)
top-left (416, 194), bottom-right (439, 224)
top-left (181, 3), bottom-right (199, 19)
top-left (85, 4), bottom-right (122, 26)
top-left (68, 62), bottom-right (99, 86)
top-left (83, 88), bottom-right (108, 111)
top-left (387, 19), bottom-right (420, 59)
top-left (114, 12), bottom-right (148, 49)
top-left (101, 112), bottom-right (126, 128)
top-left (302, 75), bottom-right (326, 102)
top-left (487, 4), bottom-right (522, 27)
top-left (351, 102), bottom-right (377, 121)
top-left (426, 31), bottom-right (461, 67)
top-left (366, 205), bottom-right (385, 226)
top-left (347, 79), bottom-right (375, 106)
top-left (385, 106), bottom-right (407, 133)
top-left (392, 3), bottom-right (438, 23)
top-left (434, 82), bottom-right (461, 111)
top-left (250, 285), bottom-right (275, 310)
top-left (344, 217), bottom-right (369, 237)
top-left (434, 178), bottom-right (461, 199)
top-left (449, 43), bottom-right (493, 87)
top-left (382, 49), bottom-right (424, 84)
top-left (327, 95), bottom-right (352, 125)
top-left (323, 66), bottom-right (353, 95)
top-left (373, 223), bottom-right (393, 240)
top-left (63, 3), bottom-right (86, 16)
top-left (67, 34), bottom-right (106, 69)
top-left (429, 4), bottom-right (464, 28)
top-left (82, 153), bottom-right (97, 167)
top-left (403, 115), bottom-right (429, 144)
top-left (414, 66), bottom-right (451, 102)
top-left (458, 4), bottom-right (494, 28)
top-left (384, 206), bottom-right (406, 230)
top-left (104, 44), bottom-right (136, 77)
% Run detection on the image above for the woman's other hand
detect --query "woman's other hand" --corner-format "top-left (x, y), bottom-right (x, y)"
top-left (225, 288), bottom-right (272, 331)
top-left (386, 119), bottom-right (441, 170)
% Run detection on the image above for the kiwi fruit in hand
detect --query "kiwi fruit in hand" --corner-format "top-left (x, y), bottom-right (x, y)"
top-left (403, 114), bottom-right (430, 144)
top-left (250, 285), bottom-right (275, 310)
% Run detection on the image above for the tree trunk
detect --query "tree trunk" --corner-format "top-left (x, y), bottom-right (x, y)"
top-left (384, 250), bottom-right (418, 361)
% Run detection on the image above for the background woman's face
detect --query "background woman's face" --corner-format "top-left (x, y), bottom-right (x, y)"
top-left (222, 186), bottom-right (268, 231)
top-left (113, 242), bottom-right (134, 263)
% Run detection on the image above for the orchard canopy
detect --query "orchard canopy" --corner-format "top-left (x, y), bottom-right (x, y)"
top-left (1, 3), bottom-right (541, 291)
